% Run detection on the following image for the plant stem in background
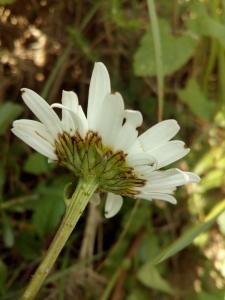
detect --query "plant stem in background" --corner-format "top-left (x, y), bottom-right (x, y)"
top-left (41, 44), bottom-right (72, 99)
top-left (20, 177), bottom-right (98, 300)
top-left (218, 46), bottom-right (225, 103)
top-left (202, 39), bottom-right (218, 96)
top-left (0, 194), bottom-right (38, 211)
top-left (100, 259), bottom-right (131, 300)
top-left (147, 0), bottom-right (164, 121)
top-left (40, 1), bottom-right (101, 100)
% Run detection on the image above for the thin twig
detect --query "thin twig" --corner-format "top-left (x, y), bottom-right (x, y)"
top-left (79, 203), bottom-right (101, 263)
top-left (98, 199), bottom-right (141, 271)
top-left (0, 195), bottom-right (39, 211)
top-left (100, 229), bottom-right (145, 300)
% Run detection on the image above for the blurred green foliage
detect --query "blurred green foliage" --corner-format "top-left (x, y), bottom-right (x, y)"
top-left (134, 18), bottom-right (197, 76)
top-left (0, 0), bottom-right (225, 299)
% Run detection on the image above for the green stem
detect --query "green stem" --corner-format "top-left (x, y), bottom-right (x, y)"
top-left (202, 0), bottom-right (219, 96)
top-left (202, 39), bottom-right (218, 95)
top-left (40, 1), bottom-right (101, 99)
top-left (20, 176), bottom-right (98, 300)
top-left (147, 0), bottom-right (164, 121)
top-left (218, 45), bottom-right (225, 103)
top-left (41, 44), bottom-right (72, 99)
top-left (100, 259), bottom-right (131, 300)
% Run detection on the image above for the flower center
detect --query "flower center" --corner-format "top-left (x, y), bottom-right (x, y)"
top-left (55, 131), bottom-right (145, 196)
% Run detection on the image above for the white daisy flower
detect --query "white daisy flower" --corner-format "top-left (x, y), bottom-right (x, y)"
top-left (12, 62), bottom-right (200, 218)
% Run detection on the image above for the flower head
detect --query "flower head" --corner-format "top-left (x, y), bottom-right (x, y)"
top-left (12, 62), bottom-right (200, 218)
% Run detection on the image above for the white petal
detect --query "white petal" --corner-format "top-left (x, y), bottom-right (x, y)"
top-left (61, 90), bottom-right (79, 131)
top-left (21, 88), bottom-right (62, 138)
top-left (127, 152), bottom-right (157, 168)
top-left (105, 193), bottom-right (123, 218)
top-left (138, 169), bottom-right (199, 192)
top-left (51, 103), bottom-right (77, 133)
top-left (95, 93), bottom-right (124, 147)
top-left (142, 168), bottom-right (187, 182)
top-left (138, 119), bottom-right (180, 151)
top-left (11, 127), bottom-right (56, 160)
top-left (124, 110), bottom-right (143, 128)
top-left (140, 186), bottom-right (177, 193)
top-left (128, 140), bottom-right (143, 155)
top-left (143, 168), bottom-right (181, 181)
top-left (148, 170), bottom-right (190, 187)
top-left (184, 172), bottom-right (200, 183)
top-left (114, 123), bottom-right (138, 152)
top-left (61, 90), bottom-right (78, 110)
top-left (13, 119), bottom-right (54, 145)
top-left (148, 141), bottom-right (190, 169)
top-left (77, 105), bottom-right (88, 137)
top-left (138, 192), bottom-right (177, 204)
top-left (87, 62), bottom-right (111, 129)
top-left (51, 104), bottom-right (88, 137)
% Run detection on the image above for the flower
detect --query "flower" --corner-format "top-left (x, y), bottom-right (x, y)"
top-left (12, 62), bottom-right (200, 218)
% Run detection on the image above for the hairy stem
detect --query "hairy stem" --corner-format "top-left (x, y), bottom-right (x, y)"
top-left (20, 176), bottom-right (98, 300)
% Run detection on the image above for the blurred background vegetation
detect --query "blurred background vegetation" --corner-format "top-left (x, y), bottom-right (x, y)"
top-left (0, 0), bottom-right (225, 299)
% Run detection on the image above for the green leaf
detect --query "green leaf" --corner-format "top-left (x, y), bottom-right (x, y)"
top-left (16, 232), bottom-right (42, 261)
top-left (0, 260), bottom-right (7, 293)
top-left (186, 289), bottom-right (225, 300)
top-left (0, 0), bottom-right (16, 4)
top-left (138, 233), bottom-right (159, 264)
top-left (217, 211), bottom-right (225, 236)
top-left (24, 153), bottom-right (52, 175)
top-left (200, 169), bottom-right (225, 192)
top-left (127, 288), bottom-right (152, 300)
top-left (151, 199), bottom-right (225, 265)
top-left (134, 19), bottom-right (197, 76)
top-left (194, 150), bottom-right (215, 176)
top-left (0, 102), bottom-right (23, 135)
top-left (0, 164), bottom-right (5, 200)
top-left (178, 79), bottom-right (216, 120)
top-left (110, 0), bottom-right (142, 29)
top-left (187, 4), bottom-right (225, 48)
top-left (137, 263), bottom-right (174, 295)
top-left (1, 213), bottom-right (14, 248)
top-left (32, 180), bottom-right (66, 237)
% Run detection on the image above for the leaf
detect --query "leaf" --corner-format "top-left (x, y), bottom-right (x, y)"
top-left (178, 79), bottom-right (216, 120)
top-left (194, 150), bottom-right (215, 176)
top-left (215, 106), bottom-right (225, 128)
top-left (200, 169), bottom-right (225, 192)
top-left (138, 233), bottom-right (159, 264)
top-left (32, 180), bottom-right (66, 237)
top-left (134, 19), bottom-right (197, 76)
top-left (1, 213), bottom-right (14, 248)
top-left (24, 153), bottom-right (52, 175)
top-left (187, 4), bottom-right (225, 48)
top-left (16, 232), bottom-right (42, 261)
top-left (0, 164), bottom-right (5, 200)
top-left (186, 289), bottom-right (225, 300)
top-left (0, 102), bottom-right (23, 135)
top-left (0, 0), bottom-right (16, 4)
top-left (217, 211), bottom-right (225, 236)
top-left (0, 260), bottom-right (7, 293)
top-left (137, 263), bottom-right (174, 295)
top-left (151, 199), bottom-right (225, 265)
top-left (110, 0), bottom-right (142, 29)
top-left (127, 288), bottom-right (152, 300)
